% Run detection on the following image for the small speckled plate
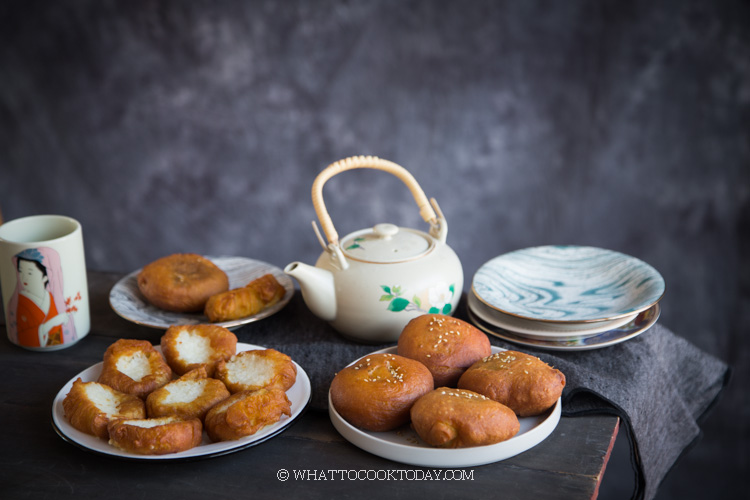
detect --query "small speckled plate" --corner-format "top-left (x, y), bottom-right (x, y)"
top-left (472, 246), bottom-right (665, 323)
top-left (109, 256), bottom-right (294, 330)
top-left (52, 343), bottom-right (311, 461)
top-left (328, 346), bottom-right (561, 467)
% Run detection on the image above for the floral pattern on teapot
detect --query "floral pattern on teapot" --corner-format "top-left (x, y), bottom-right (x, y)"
top-left (345, 237), bottom-right (366, 251)
top-left (380, 282), bottom-right (456, 315)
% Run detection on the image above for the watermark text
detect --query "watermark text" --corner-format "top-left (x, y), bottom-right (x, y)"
top-left (277, 469), bottom-right (474, 482)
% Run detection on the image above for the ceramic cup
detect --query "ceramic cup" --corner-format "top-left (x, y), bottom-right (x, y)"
top-left (0, 215), bottom-right (90, 351)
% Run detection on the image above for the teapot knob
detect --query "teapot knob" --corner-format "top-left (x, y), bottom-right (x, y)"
top-left (373, 223), bottom-right (399, 239)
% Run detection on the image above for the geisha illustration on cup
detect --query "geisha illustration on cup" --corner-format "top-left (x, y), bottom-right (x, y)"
top-left (6, 247), bottom-right (78, 348)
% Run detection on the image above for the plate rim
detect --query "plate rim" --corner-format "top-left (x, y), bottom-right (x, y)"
top-left (467, 292), bottom-right (638, 339)
top-left (467, 303), bottom-right (660, 351)
top-left (327, 346), bottom-right (561, 467)
top-left (108, 255), bottom-right (295, 330)
top-left (472, 245), bottom-right (666, 323)
top-left (51, 342), bottom-right (312, 461)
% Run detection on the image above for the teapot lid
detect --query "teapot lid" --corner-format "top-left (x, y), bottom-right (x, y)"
top-left (340, 223), bottom-right (434, 263)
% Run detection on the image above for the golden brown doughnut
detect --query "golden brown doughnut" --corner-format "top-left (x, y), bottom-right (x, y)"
top-left (137, 253), bottom-right (229, 313)
top-left (457, 350), bottom-right (565, 417)
top-left (146, 367), bottom-right (231, 421)
top-left (160, 324), bottom-right (237, 377)
top-left (98, 339), bottom-right (173, 399)
top-left (63, 378), bottom-right (146, 439)
top-left (397, 314), bottom-right (491, 387)
top-left (330, 352), bottom-right (434, 432)
top-left (410, 388), bottom-right (520, 448)
top-left (204, 388), bottom-right (292, 442)
top-left (204, 274), bottom-right (286, 322)
top-left (214, 349), bottom-right (297, 394)
top-left (107, 416), bottom-right (203, 455)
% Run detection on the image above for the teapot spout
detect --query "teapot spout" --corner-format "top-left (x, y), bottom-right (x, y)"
top-left (284, 262), bottom-right (336, 321)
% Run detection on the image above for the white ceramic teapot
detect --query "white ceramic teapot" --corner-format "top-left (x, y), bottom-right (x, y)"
top-left (284, 156), bottom-right (463, 343)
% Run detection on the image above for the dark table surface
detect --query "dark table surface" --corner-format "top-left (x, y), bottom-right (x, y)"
top-left (0, 271), bottom-right (619, 500)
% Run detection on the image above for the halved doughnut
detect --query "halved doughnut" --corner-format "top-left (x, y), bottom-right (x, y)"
top-left (107, 416), bottom-right (203, 455)
top-left (146, 367), bottom-right (230, 421)
top-left (98, 339), bottom-right (172, 399)
top-left (63, 378), bottom-right (146, 439)
top-left (204, 388), bottom-right (291, 442)
top-left (160, 324), bottom-right (237, 377)
top-left (214, 349), bottom-right (297, 394)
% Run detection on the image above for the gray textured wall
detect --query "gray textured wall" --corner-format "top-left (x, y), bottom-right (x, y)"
top-left (1, 1), bottom-right (748, 498)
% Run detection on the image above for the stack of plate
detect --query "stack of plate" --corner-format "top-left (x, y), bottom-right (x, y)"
top-left (468, 246), bottom-right (665, 351)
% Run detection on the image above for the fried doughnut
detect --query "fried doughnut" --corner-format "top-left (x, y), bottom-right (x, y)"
top-left (204, 388), bottom-right (292, 442)
top-left (137, 253), bottom-right (229, 313)
top-left (410, 388), bottom-right (520, 448)
top-left (204, 273), bottom-right (286, 322)
top-left (107, 416), bottom-right (203, 455)
top-left (214, 349), bottom-right (297, 394)
top-left (330, 353), bottom-right (433, 432)
top-left (397, 314), bottom-right (491, 387)
top-left (98, 339), bottom-right (173, 399)
top-left (63, 378), bottom-right (146, 439)
top-left (146, 367), bottom-right (230, 421)
top-left (457, 350), bottom-right (565, 417)
top-left (160, 324), bottom-right (237, 377)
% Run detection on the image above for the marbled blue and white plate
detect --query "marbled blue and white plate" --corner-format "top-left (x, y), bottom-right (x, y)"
top-left (472, 246), bottom-right (665, 323)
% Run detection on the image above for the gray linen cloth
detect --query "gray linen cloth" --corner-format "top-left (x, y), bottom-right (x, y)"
top-left (235, 293), bottom-right (730, 500)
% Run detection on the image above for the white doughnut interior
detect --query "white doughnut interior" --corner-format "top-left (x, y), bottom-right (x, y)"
top-left (175, 330), bottom-right (212, 363)
top-left (162, 380), bottom-right (207, 404)
top-left (116, 352), bottom-right (151, 381)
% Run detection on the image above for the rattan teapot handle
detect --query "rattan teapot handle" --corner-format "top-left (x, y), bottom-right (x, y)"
top-left (311, 155), bottom-right (440, 246)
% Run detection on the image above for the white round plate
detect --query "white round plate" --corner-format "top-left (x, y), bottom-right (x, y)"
top-left (472, 246), bottom-right (665, 323)
top-left (328, 346), bottom-right (561, 468)
top-left (468, 293), bottom-right (637, 340)
top-left (467, 303), bottom-right (660, 351)
top-left (109, 256), bottom-right (294, 330)
top-left (52, 343), bottom-right (311, 461)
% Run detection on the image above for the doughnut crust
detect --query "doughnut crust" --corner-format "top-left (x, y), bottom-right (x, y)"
top-left (98, 339), bottom-right (173, 399)
top-left (160, 324), bottom-right (237, 377)
top-left (410, 388), bottom-right (520, 448)
top-left (330, 353), bottom-right (434, 432)
top-left (204, 388), bottom-right (292, 442)
top-left (137, 253), bottom-right (229, 313)
top-left (107, 416), bottom-right (203, 455)
top-left (146, 367), bottom-right (231, 421)
top-left (457, 350), bottom-right (565, 417)
top-left (204, 273), bottom-right (286, 322)
top-left (63, 378), bottom-right (146, 439)
top-left (214, 349), bottom-right (297, 394)
top-left (397, 314), bottom-right (491, 387)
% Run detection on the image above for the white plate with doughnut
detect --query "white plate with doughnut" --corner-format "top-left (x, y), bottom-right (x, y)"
top-left (328, 346), bottom-right (561, 468)
top-left (109, 256), bottom-right (294, 330)
top-left (52, 343), bottom-right (311, 461)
